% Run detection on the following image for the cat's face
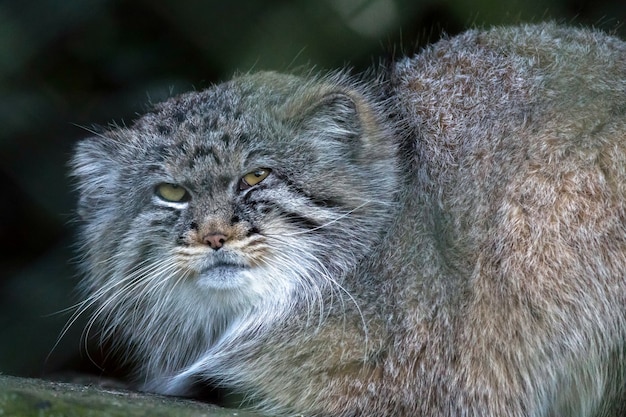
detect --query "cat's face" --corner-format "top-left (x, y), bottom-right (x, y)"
top-left (71, 72), bottom-right (398, 361)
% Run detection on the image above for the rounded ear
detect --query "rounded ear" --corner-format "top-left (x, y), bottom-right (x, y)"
top-left (70, 136), bottom-right (121, 220)
top-left (288, 89), bottom-right (365, 143)
top-left (305, 92), bottom-right (362, 139)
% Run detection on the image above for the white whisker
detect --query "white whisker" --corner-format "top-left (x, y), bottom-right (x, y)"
top-left (271, 201), bottom-right (372, 237)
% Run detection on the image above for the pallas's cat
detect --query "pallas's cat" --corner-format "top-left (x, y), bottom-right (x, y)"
top-left (71, 23), bottom-right (626, 416)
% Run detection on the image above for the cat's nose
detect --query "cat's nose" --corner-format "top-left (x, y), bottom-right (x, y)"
top-left (203, 232), bottom-right (228, 250)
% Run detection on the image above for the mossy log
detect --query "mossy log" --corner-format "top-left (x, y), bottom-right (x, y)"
top-left (0, 374), bottom-right (260, 417)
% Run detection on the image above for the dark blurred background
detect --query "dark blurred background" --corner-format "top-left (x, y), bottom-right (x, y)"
top-left (1, 0), bottom-right (624, 381)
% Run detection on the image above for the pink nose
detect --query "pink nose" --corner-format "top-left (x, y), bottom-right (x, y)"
top-left (203, 233), bottom-right (227, 250)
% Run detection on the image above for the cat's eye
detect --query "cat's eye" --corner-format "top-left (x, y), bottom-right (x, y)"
top-left (155, 183), bottom-right (189, 203)
top-left (240, 168), bottom-right (271, 190)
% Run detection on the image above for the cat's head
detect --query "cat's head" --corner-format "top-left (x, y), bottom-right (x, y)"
top-left (70, 71), bottom-right (399, 363)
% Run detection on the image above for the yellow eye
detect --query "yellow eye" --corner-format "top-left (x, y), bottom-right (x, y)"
top-left (240, 168), bottom-right (271, 190)
top-left (155, 183), bottom-right (189, 202)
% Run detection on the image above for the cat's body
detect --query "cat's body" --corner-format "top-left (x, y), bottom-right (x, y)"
top-left (72, 23), bottom-right (626, 416)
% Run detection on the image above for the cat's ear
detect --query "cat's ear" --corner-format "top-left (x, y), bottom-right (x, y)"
top-left (304, 91), bottom-right (362, 140)
top-left (70, 136), bottom-right (121, 220)
top-left (290, 89), bottom-right (370, 144)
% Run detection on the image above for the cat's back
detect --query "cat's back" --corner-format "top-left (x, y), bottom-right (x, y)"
top-left (382, 23), bottom-right (626, 415)
top-left (389, 22), bottom-right (626, 269)
top-left (392, 23), bottom-right (626, 196)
